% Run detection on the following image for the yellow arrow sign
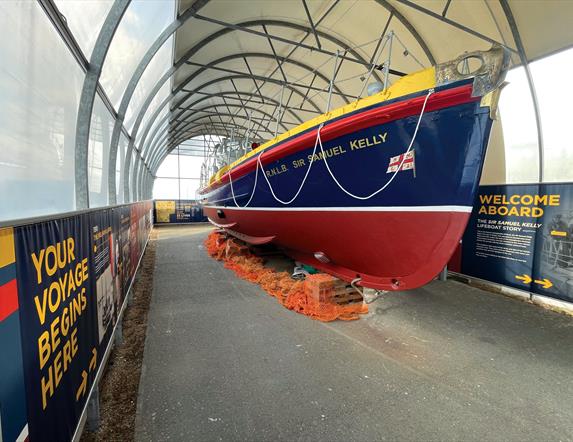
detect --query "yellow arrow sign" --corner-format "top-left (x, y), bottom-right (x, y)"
top-left (550, 230), bottom-right (567, 237)
top-left (89, 348), bottom-right (97, 372)
top-left (515, 274), bottom-right (532, 284)
top-left (534, 278), bottom-right (553, 289)
top-left (76, 370), bottom-right (87, 401)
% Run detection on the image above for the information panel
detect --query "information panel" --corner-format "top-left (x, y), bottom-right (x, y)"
top-left (15, 214), bottom-right (97, 441)
top-left (153, 200), bottom-right (207, 223)
top-left (462, 183), bottom-right (573, 302)
top-left (1, 201), bottom-right (152, 442)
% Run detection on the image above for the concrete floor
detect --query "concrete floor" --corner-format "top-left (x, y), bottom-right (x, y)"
top-left (135, 224), bottom-right (573, 442)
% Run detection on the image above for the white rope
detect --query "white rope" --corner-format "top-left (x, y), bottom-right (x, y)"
top-left (228, 88), bottom-right (433, 206)
top-left (316, 88), bottom-right (433, 200)
top-left (228, 153), bottom-right (261, 208)
top-left (258, 124), bottom-right (324, 205)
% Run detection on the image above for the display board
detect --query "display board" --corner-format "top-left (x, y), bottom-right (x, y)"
top-left (153, 200), bottom-right (207, 223)
top-left (461, 183), bottom-right (573, 302)
top-left (0, 201), bottom-right (152, 442)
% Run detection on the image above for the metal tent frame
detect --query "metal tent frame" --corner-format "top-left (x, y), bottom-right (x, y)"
top-left (47, 0), bottom-right (557, 206)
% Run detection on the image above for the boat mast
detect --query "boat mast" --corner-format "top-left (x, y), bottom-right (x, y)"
top-left (384, 31), bottom-right (394, 91)
top-left (274, 83), bottom-right (285, 138)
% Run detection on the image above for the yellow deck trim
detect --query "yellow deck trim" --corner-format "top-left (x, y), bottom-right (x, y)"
top-left (208, 66), bottom-right (436, 187)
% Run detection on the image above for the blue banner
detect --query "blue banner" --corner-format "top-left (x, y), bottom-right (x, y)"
top-left (0, 201), bottom-right (152, 442)
top-left (154, 200), bottom-right (207, 223)
top-left (15, 213), bottom-right (98, 442)
top-left (461, 183), bottom-right (573, 302)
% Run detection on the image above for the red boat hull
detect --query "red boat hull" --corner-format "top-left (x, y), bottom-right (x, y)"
top-left (203, 207), bottom-right (471, 290)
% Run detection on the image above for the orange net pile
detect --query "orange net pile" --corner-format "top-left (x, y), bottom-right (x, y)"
top-left (205, 231), bottom-right (368, 321)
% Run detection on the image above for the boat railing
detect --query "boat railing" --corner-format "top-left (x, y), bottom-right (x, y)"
top-left (197, 31), bottom-right (509, 190)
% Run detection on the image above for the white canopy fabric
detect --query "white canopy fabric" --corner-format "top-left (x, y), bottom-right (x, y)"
top-left (150, 0), bottom-right (573, 178)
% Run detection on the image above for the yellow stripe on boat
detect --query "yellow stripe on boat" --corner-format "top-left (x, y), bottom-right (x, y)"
top-left (208, 67), bottom-right (436, 186)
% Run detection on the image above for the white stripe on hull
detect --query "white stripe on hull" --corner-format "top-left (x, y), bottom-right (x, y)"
top-left (204, 205), bottom-right (473, 213)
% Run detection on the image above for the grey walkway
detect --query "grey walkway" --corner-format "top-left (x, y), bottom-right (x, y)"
top-left (136, 224), bottom-right (573, 442)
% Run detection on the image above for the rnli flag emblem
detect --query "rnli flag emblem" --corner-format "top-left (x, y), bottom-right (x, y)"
top-left (387, 150), bottom-right (415, 174)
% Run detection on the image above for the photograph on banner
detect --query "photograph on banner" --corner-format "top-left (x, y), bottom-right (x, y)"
top-left (130, 204), bottom-right (141, 279)
top-left (532, 183), bottom-right (573, 302)
top-left (90, 209), bottom-right (121, 344)
top-left (154, 200), bottom-right (175, 223)
top-left (177, 200), bottom-right (207, 222)
top-left (14, 214), bottom-right (99, 441)
top-left (119, 206), bottom-right (133, 294)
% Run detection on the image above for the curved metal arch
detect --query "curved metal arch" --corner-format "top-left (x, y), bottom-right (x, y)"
top-left (164, 46), bottom-right (356, 132)
top-left (182, 51), bottom-right (351, 104)
top-left (139, 50), bottom-right (334, 165)
top-left (373, 0), bottom-right (436, 65)
top-left (150, 127), bottom-right (251, 174)
top-left (499, 0), bottom-right (544, 182)
top-left (152, 124), bottom-right (237, 171)
top-left (173, 103), bottom-right (292, 134)
top-left (152, 131), bottom-right (226, 173)
top-left (180, 90), bottom-right (306, 124)
top-left (148, 110), bottom-right (272, 174)
top-left (147, 114), bottom-right (260, 170)
top-left (147, 113), bottom-right (271, 173)
top-left (148, 119), bottom-right (252, 172)
top-left (104, 2), bottom-right (435, 201)
top-left (171, 103), bottom-right (288, 133)
top-left (148, 109), bottom-right (281, 169)
top-left (123, 17), bottom-right (389, 202)
top-left (147, 102), bottom-right (282, 168)
top-left (75, 0), bottom-right (130, 208)
top-left (142, 15), bottom-right (410, 160)
top-left (140, 72), bottom-right (323, 173)
top-left (107, 0), bottom-right (211, 204)
top-left (392, 0), bottom-right (518, 54)
top-left (132, 21), bottom-right (388, 200)
top-left (150, 124), bottom-right (248, 174)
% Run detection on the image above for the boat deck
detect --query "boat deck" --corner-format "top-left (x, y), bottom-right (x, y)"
top-left (135, 224), bottom-right (573, 441)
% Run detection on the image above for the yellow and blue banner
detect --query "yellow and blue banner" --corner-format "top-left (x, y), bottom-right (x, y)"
top-left (0, 200), bottom-right (152, 442)
top-left (461, 183), bottom-right (573, 302)
top-left (153, 200), bottom-right (207, 224)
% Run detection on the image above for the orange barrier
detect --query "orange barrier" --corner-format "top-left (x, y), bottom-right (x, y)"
top-left (205, 231), bottom-right (368, 321)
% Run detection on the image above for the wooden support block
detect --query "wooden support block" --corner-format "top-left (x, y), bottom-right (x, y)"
top-left (304, 274), bottom-right (363, 304)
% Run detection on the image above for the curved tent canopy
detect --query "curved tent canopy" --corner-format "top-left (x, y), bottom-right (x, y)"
top-left (149, 0), bottom-right (573, 171)
top-left (74, 0), bottom-right (573, 202)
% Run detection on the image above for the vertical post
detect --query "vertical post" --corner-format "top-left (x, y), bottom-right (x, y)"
top-left (114, 317), bottom-right (123, 346)
top-left (384, 31), bottom-right (394, 91)
top-left (245, 111), bottom-right (252, 148)
top-left (230, 128), bottom-right (235, 163)
top-left (86, 384), bottom-right (100, 431)
top-left (439, 265), bottom-right (448, 281)
top-left (177, 145), bottom-right (181, 203)
top-left (74, 0), bottom-right (130, 209)
top-left (499, 0), bottom-right (544, 182)
top-left (326, 50), bottom-right (340, 113)
top-left (274, 83), bottom-right (285, 138)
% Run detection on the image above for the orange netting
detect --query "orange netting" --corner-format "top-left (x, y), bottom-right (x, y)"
top-left (205, 231), bottom-right (368, 322)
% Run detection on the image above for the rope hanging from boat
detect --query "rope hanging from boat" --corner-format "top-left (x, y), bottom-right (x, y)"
top-left (316, 88), bottom-right (434, 201)
top-left (227, 88), bottom-right (433, 206)
top-left (257, 123), bottom-right (324, 205)
top-left (228, 152), bottom-right (260, 208)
